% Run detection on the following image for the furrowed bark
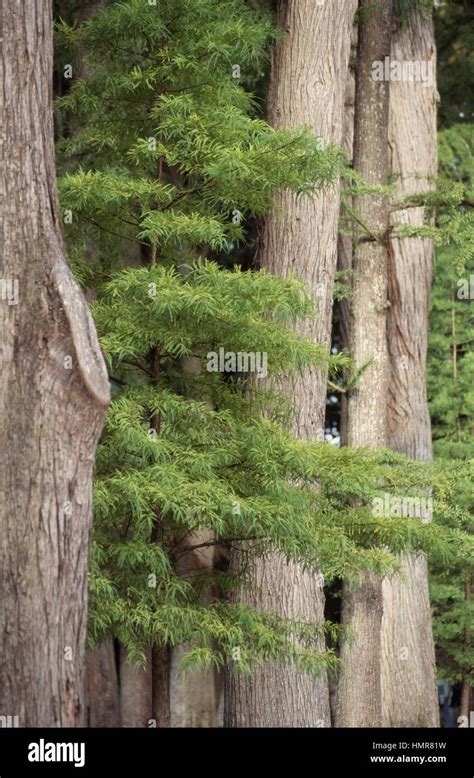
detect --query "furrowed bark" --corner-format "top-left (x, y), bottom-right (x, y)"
top-left (0, 0), bottom-right (109, 726)
top-left (382, 6), bottom-right (439, 727)
top-left (225, 0), bottom-right (357, 728)
top-left (336, 0), bottom-right (393, 728)
top-left (85, 641), bottom-right (121, 727)
top-left (119, 645), bottom-right (152, 727)
top-left (171, 529), bottom-right (217, 727)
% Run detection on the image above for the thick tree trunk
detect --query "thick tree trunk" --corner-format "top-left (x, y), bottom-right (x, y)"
top-left (85, 641), bottom-right (121, 727)
top-left (170, 646), bottom-right (217, 728)
top-left (336, 0), bottom-right (393, 728)
top-left (0, 0), bottom-right (109, 726)
top-left (119, 645), bottom-right (152, 727)
top-left (171, 529), bottom-right (217, 727)
top-left (381, 7), bottom-right (439, 728)
top-left (224, 0), bottom-right (357, 728)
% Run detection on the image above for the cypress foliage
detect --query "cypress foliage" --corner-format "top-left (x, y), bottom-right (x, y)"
top-left (54, 0), bottom-right (470, 677)
top-left (428, 124), bottom-right (474, 689)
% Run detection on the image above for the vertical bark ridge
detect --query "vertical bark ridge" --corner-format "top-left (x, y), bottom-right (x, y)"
top-left (0, 0), bottom-right (109, 726)
top-left (336, 0), bottom-right (393, 728)
top-left (382, 8), bottom-right (439, 728)
top-left (225, 0), bottom-right (357, 728)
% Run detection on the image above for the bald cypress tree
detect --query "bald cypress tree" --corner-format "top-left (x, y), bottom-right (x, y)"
top-left (224, 0), bottom-right (357, 728)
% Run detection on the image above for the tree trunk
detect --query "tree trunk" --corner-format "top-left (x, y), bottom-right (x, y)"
top-left (0, 0), bottom-right (109, 727)
top-left (336, 0), bottom-right (393, 728)
top-left (381, 6), bottom-right (439, 728)
top-left (170, 529), bottom-right (217, 727)
top-left (151, 646), bottom-right (171, 727)
top-left (224, 0), bottom-right (357, 728)
top-left (337, 22), bottom-right (358, 448)
top-left (85, 641), bottom-right (121, 727)
top-left (119, 645), bottom-right (152, 727)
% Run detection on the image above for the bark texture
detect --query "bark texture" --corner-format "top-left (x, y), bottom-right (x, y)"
top-left (119, 645), bottom-right (152, 727)
top-left (336, 0), bottom-right (393, 728)
top-left (170, 529), bottom-right (217, 727)
top-left (152, 645), bottom-right (171, 727)
top-left (170, 647), bottom-right (217, 728)
top-left (337, 22), bottom-right (357, 448)
top-left (381, 8), bottom-right (439, 727)
top-left (85, 641), bottom-right (121, 727)
top-left (0, 0), bottom-right (110, 726)
top-left (224, 0), bottom-right (357, 728)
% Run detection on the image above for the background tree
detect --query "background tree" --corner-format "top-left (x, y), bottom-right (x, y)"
top-left (381, 2), bottom-right (439, 728)
top-left (434, 0), bottom-right (474, 128)
top-left (225, 0), bottom-right (358, 728)
top-left (428, 121), bottom-right (474, 722)
top-left (336, 0), bottom-right (393, 728)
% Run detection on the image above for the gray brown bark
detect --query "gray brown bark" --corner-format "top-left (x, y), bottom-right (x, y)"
top-left (381, 9), bottom-right (440, 727)
top-left (170, 646), bottom-right (217, 727)
top-left (337, 23), bottom-right (358, 448)
top-left (336, 0), bottom-right (393, 728)
top-left (119, 645), bottom-right (152, 727)
top-left (0, 0), bottom-right (109, 726)
top-left (85, 641), bottom-right (121, 727)
top-left (224, 0), bottom-right (357, 728)
top-left (170, 529), bottom-right (217, 727)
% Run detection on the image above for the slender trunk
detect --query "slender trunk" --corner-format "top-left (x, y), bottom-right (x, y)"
top-left (152, 645), bottom-right (171, 727)
top-left (336, 0), bottom-right (393, 728)
top-left (382, 6), bottom-right (439, 727)
top-left (149, 500), bottom-right (171, 727)
top-left (337, 22), bottom-right (358, 448)
top-left (224, 0), bottom-right (357, 728)
top-left (0, 0), bottom-right (109, 726)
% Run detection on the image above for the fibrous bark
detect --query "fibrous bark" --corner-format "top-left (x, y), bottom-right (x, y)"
top-left (85, 641), bottom-right (121, 727)
top-left (382, 7), bottom-right (439, 727)
top-left (336, 0), bottom-right (393, 728)
top-left (171, 529), bottom-right (217, 727)
top-left (0, 0), bottom-right (109, 726)
top-left (119, 646), bottom-right (152, 727)
top-left (225, 0), bottom-right (357, 728)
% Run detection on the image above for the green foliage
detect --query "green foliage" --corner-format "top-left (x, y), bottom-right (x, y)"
top-left (435, 0), bottom-right (474, 127)
top-left (55, 0), bottom-right (471, 676)
top-left (428, 123), bottom-right (474, 684)
top-left (55, 0), bottom-right (349, 672)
